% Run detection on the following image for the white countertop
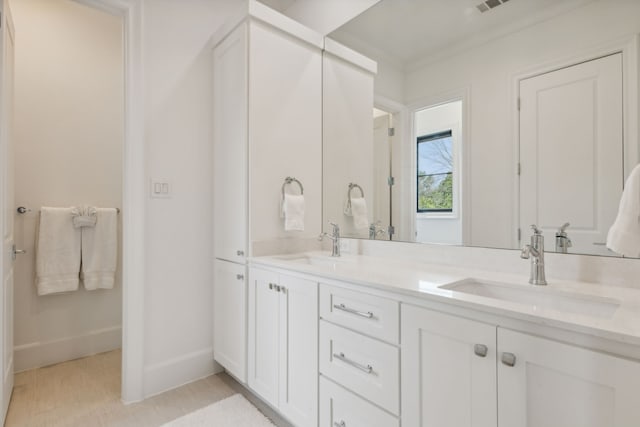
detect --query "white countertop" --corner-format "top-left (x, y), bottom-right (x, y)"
top-left (251, 251), bottom-right (640, 346)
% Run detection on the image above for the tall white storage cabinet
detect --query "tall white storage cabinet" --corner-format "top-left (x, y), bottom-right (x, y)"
top-left (212, 0), bottom-right (323, 386)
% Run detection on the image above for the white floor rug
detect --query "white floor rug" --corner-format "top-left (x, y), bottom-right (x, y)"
top-left (161, 394), bottom-right (275, 427)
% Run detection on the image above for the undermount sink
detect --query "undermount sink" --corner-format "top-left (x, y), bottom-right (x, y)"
top-left (439, 278), bottom-right (620, 319)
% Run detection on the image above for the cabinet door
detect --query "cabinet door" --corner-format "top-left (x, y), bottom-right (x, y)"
top-left (213, 23), bottom-right (248, 263)
top-left (213, 260), bottom-right (246, 382)
top-left (279, 275), bottom-right (318, 427)
top-left (498, 328), bottom-right (640, 427)
top-left (401, 304), bottom-right (497, 427)
top-left (247, 268), bottom-right (280, 407)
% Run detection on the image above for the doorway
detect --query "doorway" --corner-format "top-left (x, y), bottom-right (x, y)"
top-left (8, 0), bottom-right (123, 419)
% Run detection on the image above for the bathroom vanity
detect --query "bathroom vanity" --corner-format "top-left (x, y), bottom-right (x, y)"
top-left (249, 250), bottom-right (640, 427)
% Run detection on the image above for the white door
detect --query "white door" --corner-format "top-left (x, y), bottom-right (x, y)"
top-left (213, 260), bottom-right (246, 383)
top-left (278, 275), bottom-right (317, 427)
top-left (247, 268), bottom-right (279, 408)
top-left (401, 305), bottom-right (497, 427)
top-left (213, 23), bottom-right (248, 263)
top-left (0, 1), bottom-right (15, 420)
top-left (498, 328), bottom-right (640, 427)
top-left (519, 53), bottom-right (623, 255)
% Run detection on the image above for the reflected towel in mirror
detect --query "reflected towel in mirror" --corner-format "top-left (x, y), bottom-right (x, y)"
top-left (607, 164), bottom-right (640, 257)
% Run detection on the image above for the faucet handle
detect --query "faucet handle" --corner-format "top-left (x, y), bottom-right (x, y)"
top-left (328, 221), bottom-right (340, 234)
top-left (558, 222), bottom-right (570, 233)
top-left (530, 224), bottom-right (542, 235)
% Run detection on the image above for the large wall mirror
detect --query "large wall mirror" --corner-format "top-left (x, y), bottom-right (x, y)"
top-left (323, 0), bottom-right (640, 257)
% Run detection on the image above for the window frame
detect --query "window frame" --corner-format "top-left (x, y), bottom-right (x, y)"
top-left (416, 130), bottom-right (454, 213)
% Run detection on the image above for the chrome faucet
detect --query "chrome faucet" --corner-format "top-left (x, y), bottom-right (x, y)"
top-left (369, 221), bottom-right (386, 240)
top-left (555, 222), bottom-right (572, 254)
top-left (520, 224), bottom-right (547, 285)
top-left (319, 222), bottom-right (341, 257)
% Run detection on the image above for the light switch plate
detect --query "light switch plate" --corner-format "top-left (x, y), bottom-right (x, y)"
top-left (150, 179), bottom-right (171, 198)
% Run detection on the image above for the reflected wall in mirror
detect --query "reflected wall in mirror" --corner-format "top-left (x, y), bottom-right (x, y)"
top-left (324, 0), bottom-right (640, 257)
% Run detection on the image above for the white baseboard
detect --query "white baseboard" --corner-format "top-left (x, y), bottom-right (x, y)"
top-left (143, 347), bottom-right (218, 398)
top-left (14, 326), bottom-right (122, 372)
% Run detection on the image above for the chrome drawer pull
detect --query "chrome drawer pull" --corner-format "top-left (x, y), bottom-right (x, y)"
top-left (333, 303), bottom-right (373, 319)
top-left (333, 352), bottom-right (373, 374)
top-left (236, 250), bottom-right (245, 256)
top-left (334, 421), bottom-right (346, 427)
top-left (236, 274), bottom-right (244, 281)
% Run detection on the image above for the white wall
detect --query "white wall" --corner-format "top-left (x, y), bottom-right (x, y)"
top-left (11, 0), bottom-right (123, 371)
top-left (282, 0), bottom-right (380, 36)
top-left (404, 0), bottom-right (640, 249)
top-left (141, 0), bottom-right (239, 397)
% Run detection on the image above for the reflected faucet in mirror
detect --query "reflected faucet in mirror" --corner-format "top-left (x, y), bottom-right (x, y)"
top-left (555, 223), bottom-right (572, 254)
top-left (521, 225), bottom-right (547, 286)
top-left (319, 222), bottom-right (341, 257)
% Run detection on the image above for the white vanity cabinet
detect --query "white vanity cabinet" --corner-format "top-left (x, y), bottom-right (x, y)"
top-left (212, 1), bottom-right (323, 389)
top-left (248, 267), bottom-right (318, 427)
top-left (402, 303), bottom-right (640, 427)
top-left (212, 2), bottom-right (323, 264)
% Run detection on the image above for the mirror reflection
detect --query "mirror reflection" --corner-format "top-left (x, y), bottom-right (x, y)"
top-left (325, 0), bottom-right (640, 257)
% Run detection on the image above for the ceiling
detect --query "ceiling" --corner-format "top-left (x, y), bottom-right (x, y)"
top-left (329, 0), bottom-right (595, 70)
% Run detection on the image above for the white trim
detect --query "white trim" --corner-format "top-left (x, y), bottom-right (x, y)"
top-left (511, 34), bottom-right (640, 249)
top-left (324, 37), bottom-right (377, 74)
top-left (72, 0), bottom-right (145, 403)
top-left (143, 347), bottom-right (220, 398)
top-left (14, 326), bottom-right (122, 373)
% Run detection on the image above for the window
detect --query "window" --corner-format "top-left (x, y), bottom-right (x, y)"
top-left (417, 130), bottom-right (453, 212)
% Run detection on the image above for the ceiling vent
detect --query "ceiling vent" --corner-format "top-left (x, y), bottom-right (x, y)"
top-left (476, 0), bottom-right (510, 13)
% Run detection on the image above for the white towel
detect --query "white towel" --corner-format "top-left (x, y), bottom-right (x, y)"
top-left (282, 193), bottom-right (305, 231)
top-left (35, 207), bottom-right (81, 296)
top-left (81, 208), bottom-right (118, 290)
top-left (350, 197), bottom-right (369, 230)
top-left (607, 164), bottom-right (640, 256)
top-left (71, 206), bottom-right (97, 228)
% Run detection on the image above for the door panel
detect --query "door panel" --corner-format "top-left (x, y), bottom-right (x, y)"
top-left (519, 53), bottom-right (623, 255)
top-left (498, 328), bottom-right (640, 427)
top-left (278, 275), bottom-right (317, 427)
top-left (247, 268), bottom-right (279, 407)
top-left (401, 305), bottom-right (497, 427)
top-left (213, 260), bottom-right (246, 382)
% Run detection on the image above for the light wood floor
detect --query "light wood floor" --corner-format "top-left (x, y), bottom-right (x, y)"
top-left (5, 350), bottom-right (291, 427)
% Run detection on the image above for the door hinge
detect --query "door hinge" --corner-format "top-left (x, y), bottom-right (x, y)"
top-left (388, 176), bottom-right (395, 186)
top-left (517, 163), bottom-right (521, 175)
top-left (517, 97), bottom-right (521, 111)
top-left (517, 228), bottom-right (521, 241)
top-left (388, 127), bottom-right (395, 137)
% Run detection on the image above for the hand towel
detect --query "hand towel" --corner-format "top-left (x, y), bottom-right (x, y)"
top-left (282, 193), bottom-right (305, 231)
top-left (36, 207), bottom-right (81, 296)
top-left (71, 206), bottom-right (97, 228)
top-left (607, 164), bottom-right (640, 256)
top-left (81, 208), bottom-right (118, 290)
top-left (350, 197), bottom-right (369, 230)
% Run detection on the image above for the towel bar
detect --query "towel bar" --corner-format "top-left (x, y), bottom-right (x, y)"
top-left (17, 206), bottom-right (120, 214)
top-left (281, 177), bottom-right (304, 197)
top-left (344, 183), bottom-right (364, 215)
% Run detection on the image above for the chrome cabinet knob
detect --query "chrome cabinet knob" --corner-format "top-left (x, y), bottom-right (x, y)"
top-left (236, 274), bottom-right (244, 281)
top-left (501, 352), bottom-right (516, 367)
top-left (334, 421), bottom-right (346, 427)
top-left (274, 285), bottom-right (281, 292)
top-left (236, 250), bottom-right (244, 256)
top-left (474, 344), bottom-right (488, 358)
top-left (268, 283), bottom-right (273, 290)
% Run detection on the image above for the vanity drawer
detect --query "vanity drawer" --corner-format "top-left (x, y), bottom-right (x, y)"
top-left (319, 283), bottom-right (399, 344)
top-left (319, 376), bottom-right (399, 427)
top-left (319, 320), bottom-right (399, 415)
